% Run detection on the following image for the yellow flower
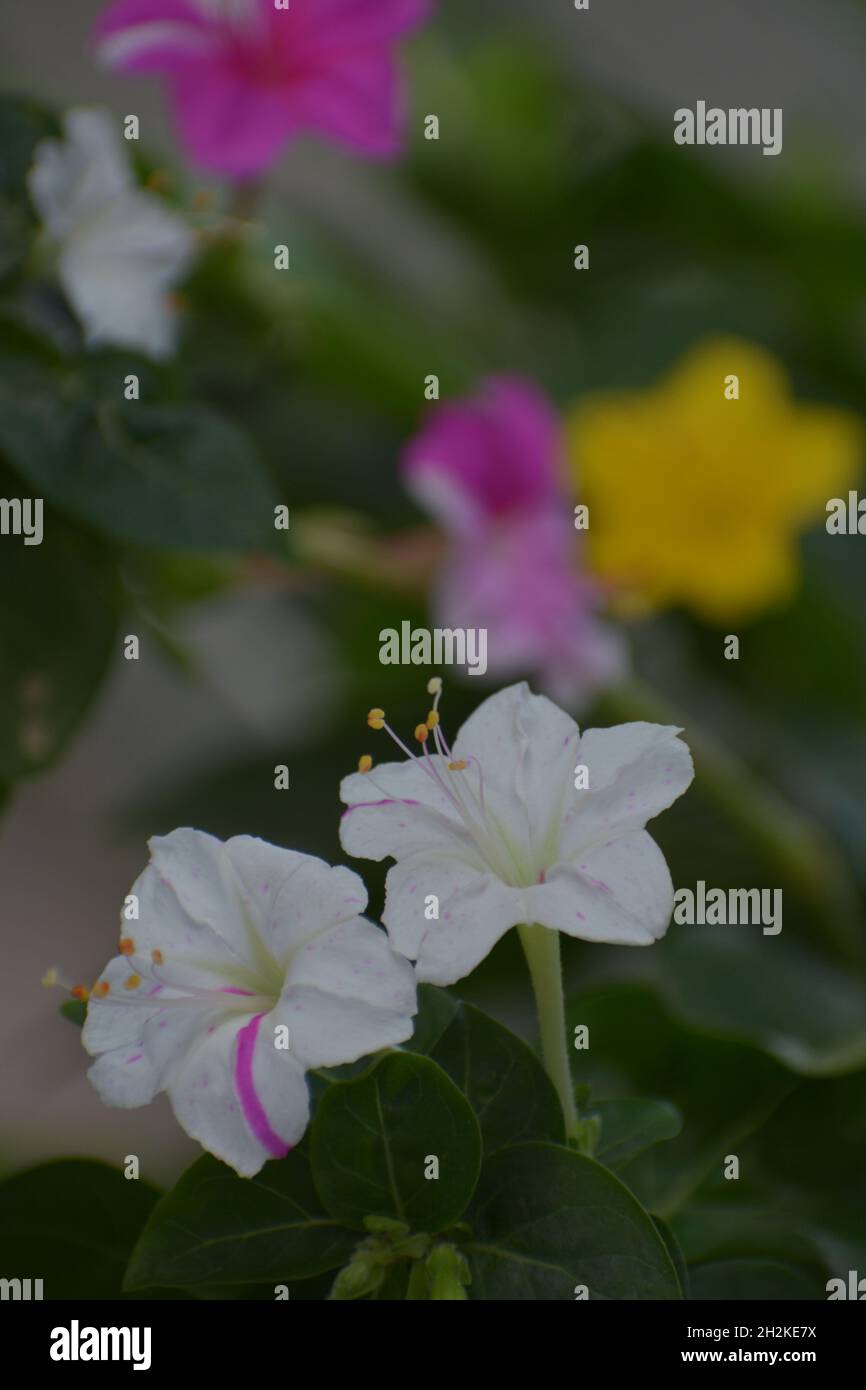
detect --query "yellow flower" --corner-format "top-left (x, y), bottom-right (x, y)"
top-left (567, 338), bottom-right (864, 622)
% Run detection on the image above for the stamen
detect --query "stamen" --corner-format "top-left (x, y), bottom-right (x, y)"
top-left (449, 760), bottom-right (468, 771)
top-left (119, 937), bottom-right (136, 956)
top-left (151, 949), bottom-right (164, 966)
top-left (71, 984), bottom-right (90, 1002)
top-left (427, 677), bottom-right (442, 696)
top-left (358, 754), bottom-right (373, 773)
top-left (40, 967), bottom-right (60, 988)
top-left (426, 710), bottom-right (439, 729)
top-left (414, 723), bottom-right (429, 744)
top-left (92, 981), bottom-right (110, 998)
top-left (367, 708), bottom-right (385, 730)
top-left (124, 974), bottom-right (142, 990)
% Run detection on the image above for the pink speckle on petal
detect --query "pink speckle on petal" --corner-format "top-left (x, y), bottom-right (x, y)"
top-left (126, 1053), bottom-right (143, 1063)
top-left (576, 912), bottom-right (586, 921)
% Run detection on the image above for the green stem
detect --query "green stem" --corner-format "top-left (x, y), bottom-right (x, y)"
top-left (518, 923), bottom-right (579, 1140)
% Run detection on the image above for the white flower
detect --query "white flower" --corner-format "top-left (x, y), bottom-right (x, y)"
top-left (28, 107), bottom-right (194, 358)
top-left (340, 682), bottom-right (694, 985)
top-left (83, 829), bottom-right (417, 1177)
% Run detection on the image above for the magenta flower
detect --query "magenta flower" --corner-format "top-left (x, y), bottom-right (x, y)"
top-left (403, 376), bottom-right (626, 707)
top-left (93, 0), bottom-right (434, 179)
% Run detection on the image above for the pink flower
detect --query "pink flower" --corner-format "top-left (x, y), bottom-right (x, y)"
top-left (403, 376), bottom-right (626, 707)
top-left (93, 0), bottom-right (434, 178)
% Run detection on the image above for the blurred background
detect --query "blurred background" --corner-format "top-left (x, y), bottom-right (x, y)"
top-left (2, 0), bottom-right (866, 1299)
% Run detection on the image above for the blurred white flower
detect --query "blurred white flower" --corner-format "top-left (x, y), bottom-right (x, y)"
top-left (28, 107), bottom-right (194, 358)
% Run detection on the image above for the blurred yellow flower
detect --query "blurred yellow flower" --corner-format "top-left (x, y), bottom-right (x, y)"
top-left (567, 338), bottom-right (864, 622)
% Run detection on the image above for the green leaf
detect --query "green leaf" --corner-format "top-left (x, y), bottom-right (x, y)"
top-left (124, 1145), bottom-right (355, 1290)
top-left (0, 354), bottom-right (279, 551)
top-left (0, 1160), bottom-right (159, 1299)
top-left (651, 1215), bottom-right (689, 1299)
top-left (464, 1141), bottom-right (682, 1300)
top-left (310, 1051), bottom-right (482, 1231)
top-left (646, 928), bottom-right (866, 1076)
top-left (58, 999), bottom-right (86, 1028)
top-left (688, 1258), bottom-right (825, 1301)
top-left (0, 97), bottom-right (57, 282)
top-left (592, 1098), bottom-right (683, 1170)
top-left (0, 489), bottom-right (119, 780)
top-left (426, 995), bottom-right (565, 1154)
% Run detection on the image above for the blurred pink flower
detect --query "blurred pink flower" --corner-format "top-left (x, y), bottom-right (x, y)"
top-left (403, 377), bottom-right (626, 707)
top-left (93, 0), bottom-right (433, 178)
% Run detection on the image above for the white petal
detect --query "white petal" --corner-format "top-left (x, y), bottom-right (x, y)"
top-left (28, 108), bottom-right (130, 239)
top-left (382, 854), bottom-right (525, 986)
top-left (60, 189), bottom-right (193, 358)
top-left (451, 683), bottom-right (581, 868)
top-left (278, 918), bottom-right (416, 1067)
top-left (529, 831), bottom-right (675, 945)
top-left (167, 1011), bottom-right (309, 1178)
top-left (137, 829), bottom-right (279, 990)
top-left (83, 956), bottom-right (225, 1107)
top-left (224, 836), bottom-right (369, 967)
top-left (340, 759), bottom-right (476, 865)
top-left (559, 722), bottom-right (695, 860)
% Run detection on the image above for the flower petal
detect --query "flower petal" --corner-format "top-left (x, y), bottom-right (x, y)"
top-left (452, 682), bottom-right (581, 870)
top-left (167, 1010), bottom-right (309, 1177)
top-left (382, 854), bottom-right (524, 985)
top-left (60, 188), bottom-right (193, 358)
top-left (279, 918), bottom-right (416, 1067)
top-left (532, 831), bottom-right (674, 944)
top-left (28, 108), bottom-right (131, 240)
top-left (560, 721), bottom-right (694, 859)
top-left (223, 836), bottom-right (369, 966)
top-left (340, 759), bottom-right (477, 865)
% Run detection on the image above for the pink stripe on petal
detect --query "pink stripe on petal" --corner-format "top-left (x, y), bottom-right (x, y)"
top-left (235, 1013), bottom-right (290, 1159)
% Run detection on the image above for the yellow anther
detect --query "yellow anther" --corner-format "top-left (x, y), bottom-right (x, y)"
top-left (358, 755), bottom-right (373, 774)
top-left (71, 984), bottom-right (90, 1002)
top-left (448, 759), bottom-right (468, 771)
top-left (119, 937), bottom-right (136, 956)
top-left (92, 981), bottom-right (110, 998)
top-left (151, 948), bottom-right (164, 966)
top-left (124, 974), bottom-right (141, 991)
top-left (367, 708), bottom-right (385, 731)
top-left (41, 967), bottom-right (60, 988)
top-left (426, 710), bottom-right (440, 729)
top-left (427, 677), bottom-right (442, 695)
top-left (414, 723), bottom-right (429, 744)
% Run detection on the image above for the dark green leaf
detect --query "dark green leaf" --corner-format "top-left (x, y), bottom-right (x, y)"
top-left (0, 355), bottom-right (278, 551)
top-left (592, 1097), bottom-right (683, 1169)
top-left (688, 1259), bottom-right (825, 1301)
top-left (0, 491), bottom-right (119, 780)
top-left (0, 1160), bottom-right (159, 1299)
top-left (310, 1051), bottom-right (482, 1231)
top-left (125, 1145), bottom-right (355, 1290)
top-left (427, 996), bottom-right (565, 1154)
top-left (464, 1141), bottom-right (681, 1300)
top-left (58, 999), bottom-right (86, 1027)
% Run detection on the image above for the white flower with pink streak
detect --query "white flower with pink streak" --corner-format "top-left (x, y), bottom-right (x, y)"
top-left (83, 829), bottom-right (416, 1176)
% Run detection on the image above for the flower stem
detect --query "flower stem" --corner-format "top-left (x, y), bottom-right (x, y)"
top-left (518, 923), bottom-right (579, 1140)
